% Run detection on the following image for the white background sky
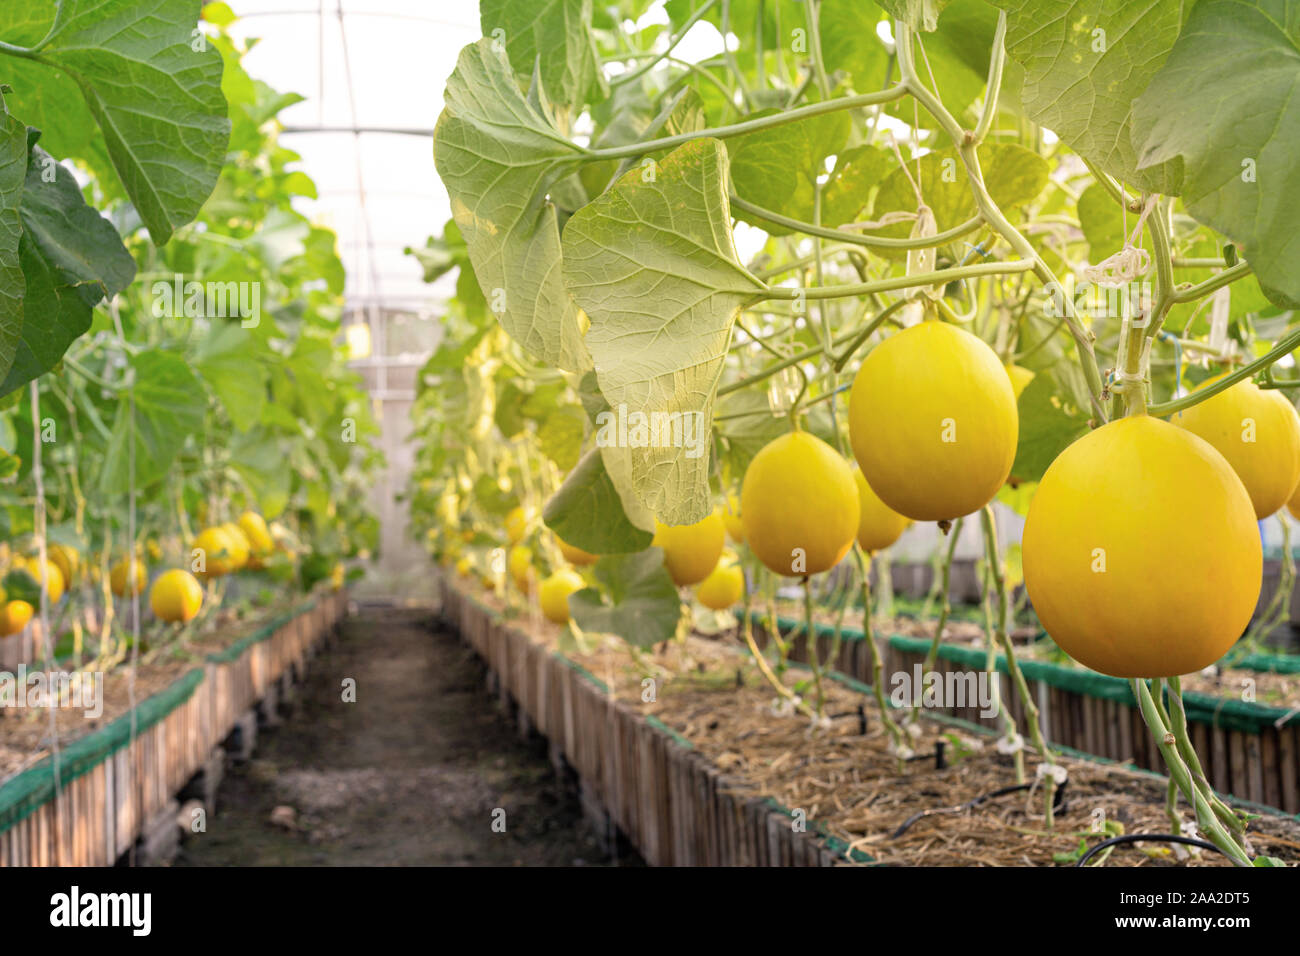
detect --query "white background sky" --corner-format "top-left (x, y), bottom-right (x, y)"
top-left (229, 1), bottom-right (484, 310)
top-left (226, 1), bottom-right (745, 316)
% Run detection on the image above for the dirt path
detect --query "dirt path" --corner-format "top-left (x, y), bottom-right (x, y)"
top-left (178, 606), bottom-right (635, 866)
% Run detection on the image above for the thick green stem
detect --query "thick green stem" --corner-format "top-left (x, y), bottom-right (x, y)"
top-left (731, 194), bottom-right (983, 250)
top-left (587, 84), bottom-right (907, 161)
top-left (758, 258), bottom-right (1034, 302)
top-left (1131, 679), bottom-right (1253, 866)
top-left (1148, 325), bottom-right (1300, 417)
top-left (1164, 676), bottom-right (1249, 839)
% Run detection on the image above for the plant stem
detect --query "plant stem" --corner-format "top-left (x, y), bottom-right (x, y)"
top-left (759, 258), bottom-right (1033, 302)
top-left (919, 515), bottom-right (963, 677)
top-left (894, 22), bottom-right (1108, 423)
top-left (1147, 325), bottom-right (1300, 417)
top-left (609, 0), bottom-right (718, 87)
top-left (978, 550), bottom-right (1024, 782)
top-left (853, 548), bottom-right (910, 768)
top-left (586, 85), bottom-right (908, 161)
top-left (742, 572), bottom-right (814, 718)
top-left (982, 506), bottom-right (1056, 822)
top-left (802, 575), bottom-right (825, 718)
top-left (1131, 678), bottom-right (1252, 866)
top-left (731, 194), bottom-right (983, 250)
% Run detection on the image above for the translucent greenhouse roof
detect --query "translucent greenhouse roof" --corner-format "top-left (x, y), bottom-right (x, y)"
top-left (228, 1), bottom-right (483, 311)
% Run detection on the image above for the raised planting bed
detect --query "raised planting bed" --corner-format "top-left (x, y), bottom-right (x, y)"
top-left (439, 576), bottom-right (1300, 866)
top-left (0, 589), bottom-right (347, 866)
top-left (748, 611), bottom-right (1300, 814)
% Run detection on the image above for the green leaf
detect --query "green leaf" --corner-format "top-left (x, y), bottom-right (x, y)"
top-left (1075, 181), bottom-right (1145, 265)
top-left (0, 0), bottom-right (231, 244)
top-left (715, 389), bottom-right (786, 486)
top-left (1132, 0), bottom-right (1300, 308)
top-left (562, 138), bottom-right (766, 524)
top-left (994, 0), bottom-right (1187, 192)
top-left (194, 320), bottom-right (269, 432)
top-left (1010, 369), bottom-right (1090, 483)
top-left (228, 429), bottom-right (290, 518)
top-left (727, 109), bottom-right (851, 231)
top-left (537, 405), bottom-right (586, 470)
top-left (0, 113), bottom-right (26, 384)
top-left (2, 567), bottom-right (42, 605)
top-left (822, 0), bottom-right (889, 88)
top-left (875, 0), bottom-right (955, 31)
top-left (0, 143), bottom-right (137, 396)
top-left (433, 39), bottom-right (589, 372)
top-left (101, 349), bottom-right (206, 494)
top-left (472, 473), bottom-right (516, 515)
top-left (871, 143), bottom-right (1048, 256)
top-left (543, 447), bottom-right (655, 554)
top-left (479, 0), bottom-right (604, 113)
top-left (569, 548), bottom-right (683, 648)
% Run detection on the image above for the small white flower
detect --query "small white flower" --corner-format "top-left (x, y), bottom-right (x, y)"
top-left (995, 733), bottom-right (1024, 755)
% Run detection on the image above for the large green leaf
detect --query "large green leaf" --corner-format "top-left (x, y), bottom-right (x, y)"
top-left (994, 0), bottom-right (1187, 192)
top-left (433, 39), bottom-right (589, 372)
top-left (0, 114), bottom-right (25, 383)
top-left (479, 0), bottom-right (604, 113)
top-left (101, 349), bottom-right (206, 494)
top-left (1133, 0), bottom-right (1300, 308)
top-left (562, 138), bottom-right (766, 524)
top-left (543, 448), bottom-right (656, 554)
top-left (0, 0), bottom-right (231, 244)
top-left (569, 548), bottom-right (683, 648)
top-left (0, 142), bottom-right (137, 396)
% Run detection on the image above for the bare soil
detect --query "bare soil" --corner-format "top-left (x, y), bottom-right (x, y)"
top-left (177, 606), bottom-right (638, 866)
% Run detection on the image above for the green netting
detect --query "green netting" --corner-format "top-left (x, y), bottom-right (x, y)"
top-left (1227, 651), bottom-right (1300, 675)
top-left (0, 598), bottom-right (318, 837)
top-left (554, 653), bottom-right (610, 695)
top-left (754, 613), bottom-right (1297, 735)
top-left (0, 667), bottom-right (205, 836)
top-left (746, 609), bottom-right (1300, 678)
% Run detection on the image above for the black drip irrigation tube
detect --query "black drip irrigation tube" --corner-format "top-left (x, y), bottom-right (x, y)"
top-left (891, 780), bottom-right (1069, 840)
top-left (1076, 833), bottom-right (1225, 867)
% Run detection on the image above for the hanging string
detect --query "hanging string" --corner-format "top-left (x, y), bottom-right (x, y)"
top-left (110, 296), bottom-right (142, 866)
top-left (1081, 194), bottom-right (1155, 287)
top-left (32, 379), bottom-right (62, 863)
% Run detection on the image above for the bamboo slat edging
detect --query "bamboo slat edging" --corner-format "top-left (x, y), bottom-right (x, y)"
top-left (748, 613), bottom-right (1300, 817)
top-left (0, 589), bottom-right (346, 866)
top-left (438, 579), bottom-right (871, 867)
